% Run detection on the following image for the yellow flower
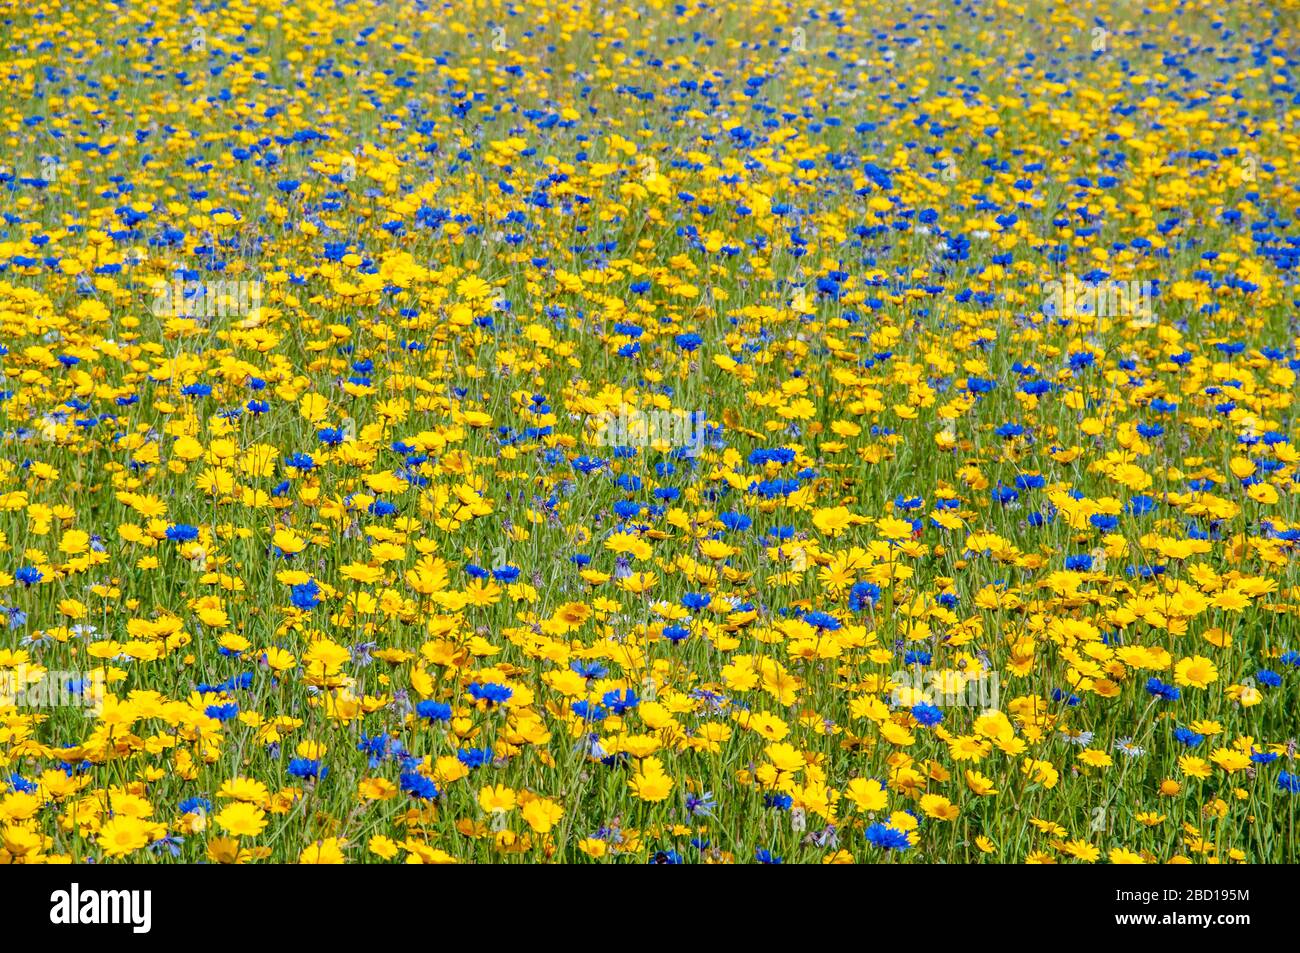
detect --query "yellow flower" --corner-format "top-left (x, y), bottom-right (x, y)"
top-left (811, 506), bottom-right (855, 537)
top-left (59, 529), bottom-right (91, 554)
top-left (874, 516), bottom-right (915, 540)
top-left (1062, 839), bottom-right (1100, 863)
top-left (300, 837), bottom-right (346, 864)
top-left (1102, 847), bottom-right (1144, 863)
top-left (844, 777), bottom-right (888, 812)
top-left (271, 528), bottom-right (307, 555)
top-left (1079, 749), bottom-right (1113, 769)
top-left (964, 770), bottom-right (998, 796)
top-left (96, 816), bottom-right (151, 858)
top-left (973, 710), bottom-right (1015, 742)
top-left (919, 793), bottom-right (959, 821)
top-left (1210, 747), bottom-right (1251, 773)
top-left (1174, 655), bottom-right (1218, 688)
top-left (214, 802), bottom-right (267, 837)
top-left (764, 742), bottom-right (806, 774)
top-left (1247, 483), bottom-right (1278, 505)
top-left (478, 784), bottom-right (517, 814)
top-left (629, 757), bottom-right (674, 803)
top-left (1021, 757), bottom-right (1059, 789)
top-left (520, 796), bottom-right (564, 833)
top-left (217, 778), bottom-right (270, 805)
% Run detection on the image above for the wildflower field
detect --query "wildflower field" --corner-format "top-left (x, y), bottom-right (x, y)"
top-left (1, 0), bottom-right (1299, 866)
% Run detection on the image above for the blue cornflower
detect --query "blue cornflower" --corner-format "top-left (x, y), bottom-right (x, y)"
top-left (685, 791), bottom-right (717, 817)
top-left (7, 774), bottom-right (39, 795)
top-left (288, 758), bottom-right (327, 780)
top-left (415, 700), bottom-right (452, 721)
top-left (178, 797), bottom-right (212, 815)
top-left (865, 823), bottom-right (911, 850)
top-left (911, 703), bottom-right (944, 726)
top-left (399, 772), bottom-right (439, 799)
top-left (290, 579), bottom-right (322, 611)
top-left (1145, 678), bottom-right (1181, 702)
top-left (1173, 727), bottom-right (1203, 747)
top-left (457, 748), bottom-right (495, 769)
top-left (649, 850), bottom-right (684, 864)
top-left (849, 581), bottom-right (881, 611)
top-left (718, 511), bottom-right (752, 532)
top-left (662, 625), bottom-right (690, 643)
top-left (491, 565), bottom-right (521, 583)
top-left (602, 689), bottom-right (638, 714)
top-left (571, 700), bottom-right (608, 722)
top-left (803, 611), bottom-right (841, 631)
top-left (570, 660), bottom-right (607, 680)
top-left (468, 682), bottom-right (513, 706)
